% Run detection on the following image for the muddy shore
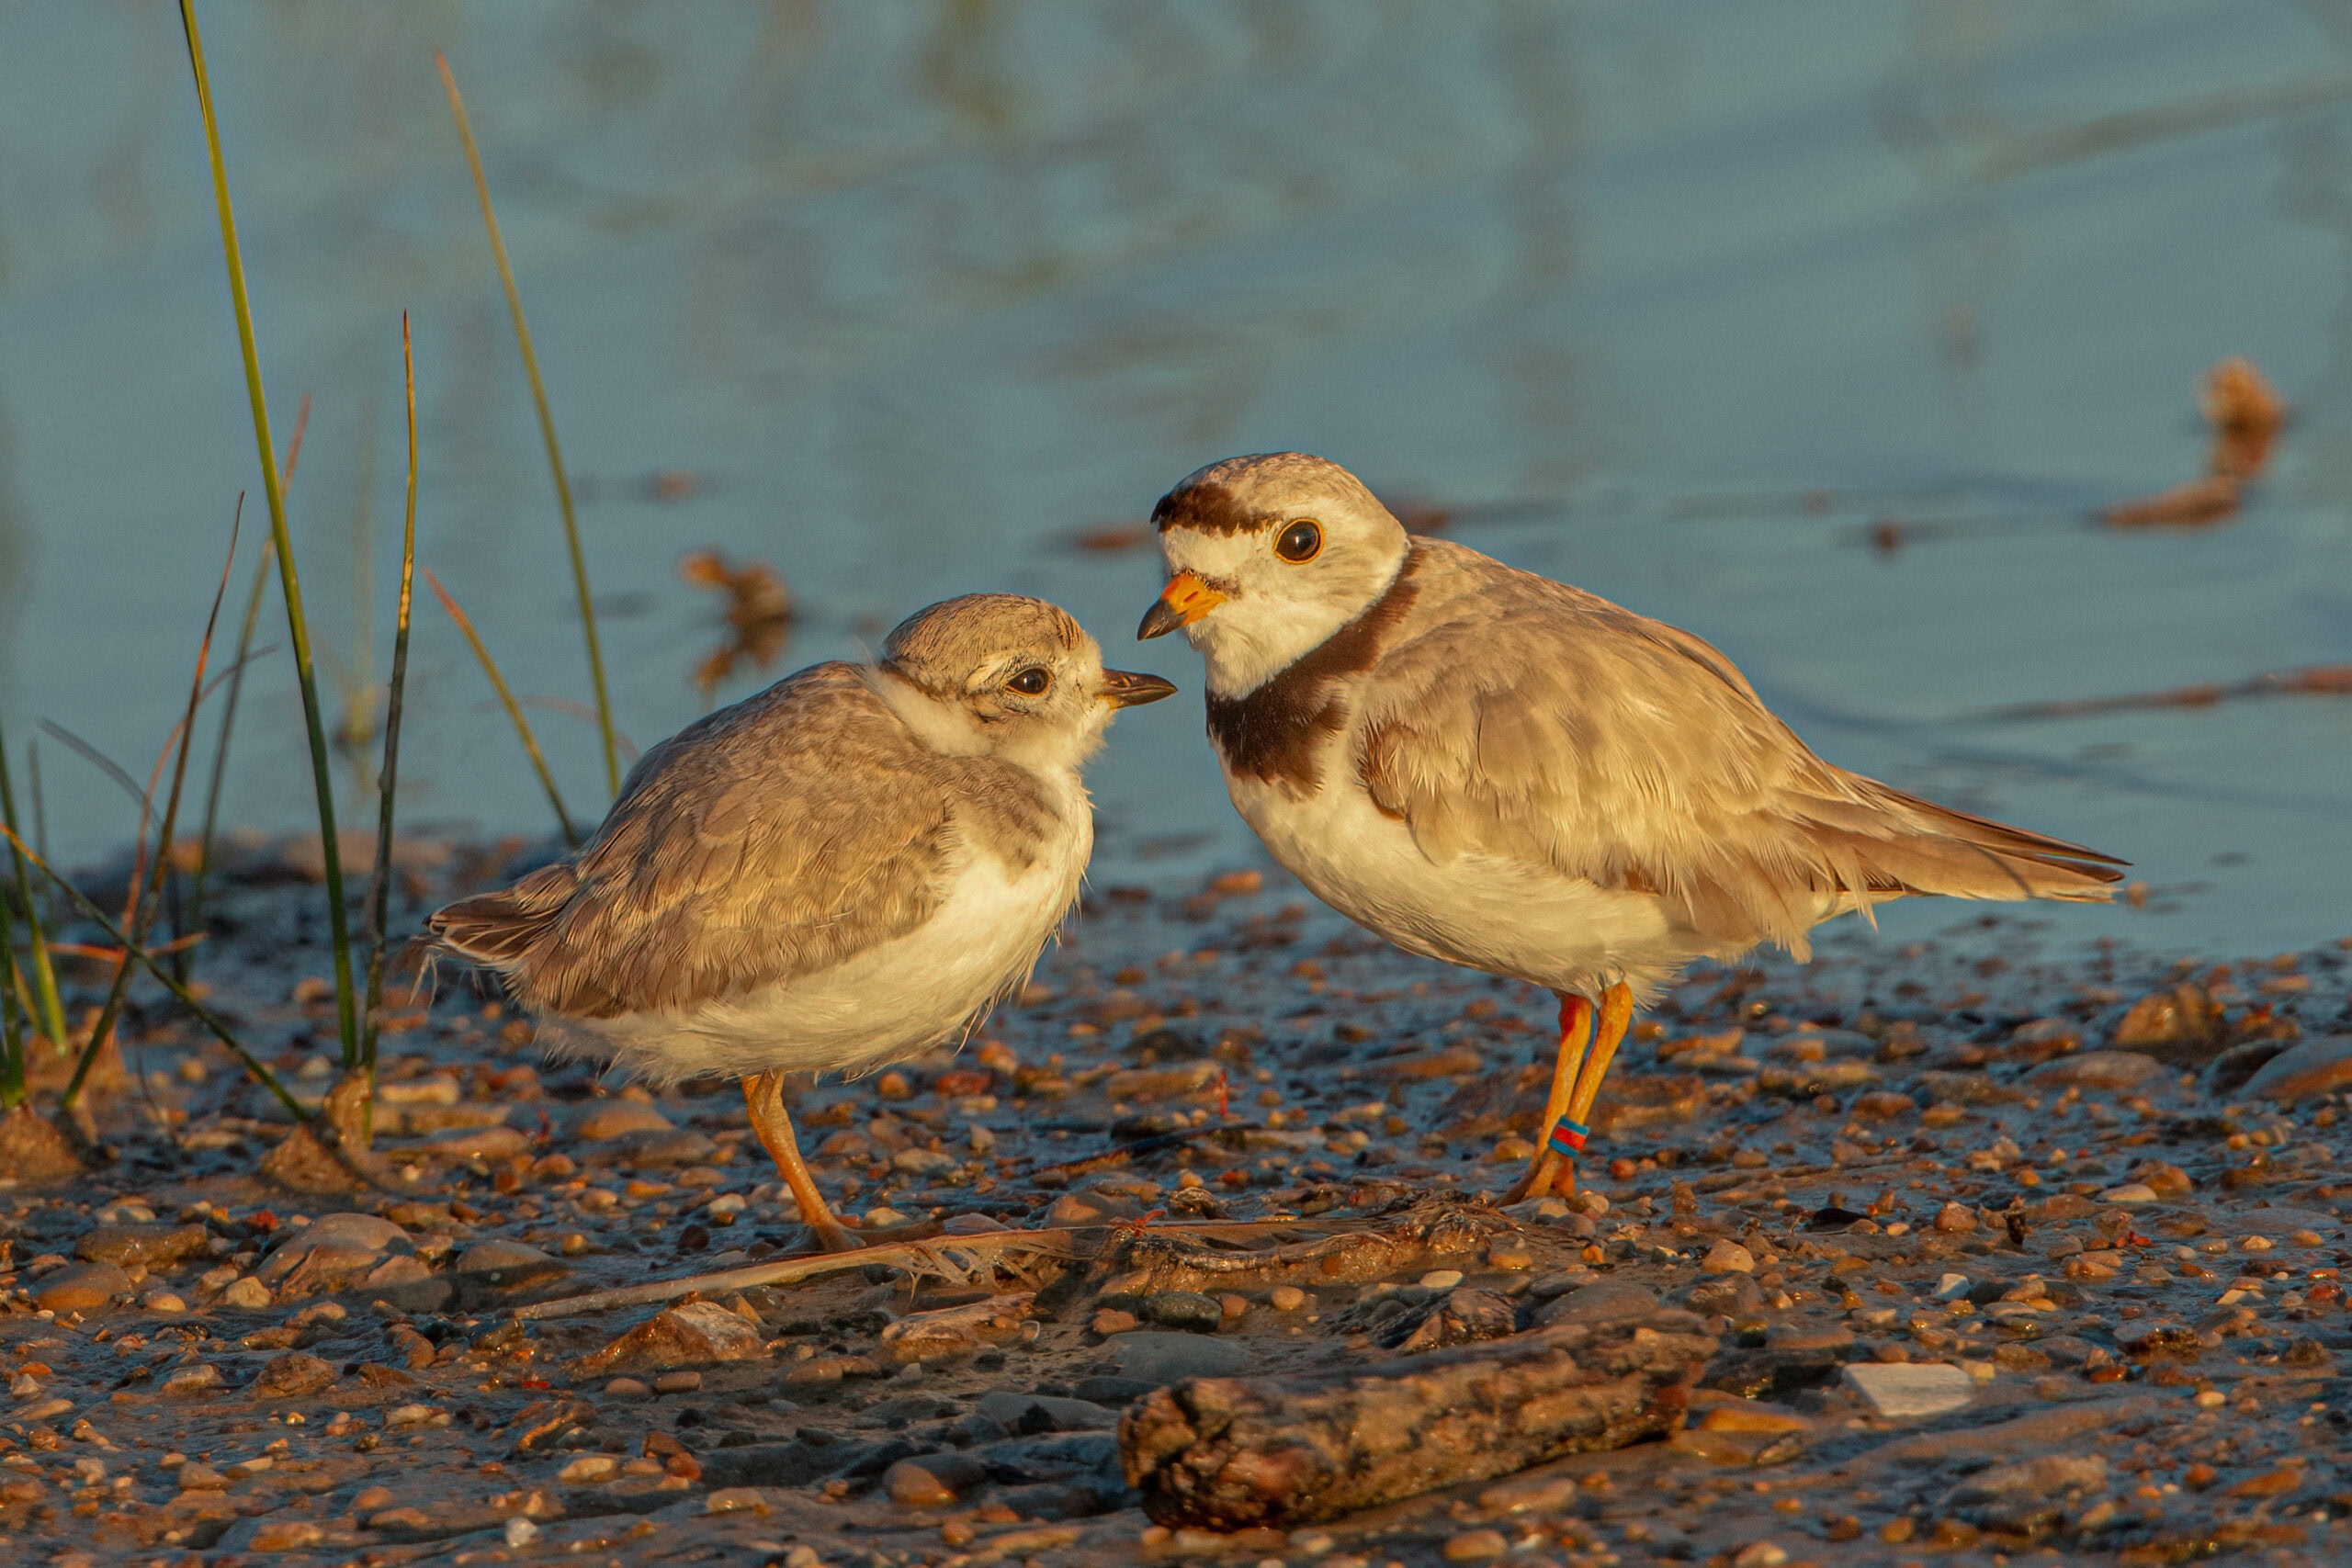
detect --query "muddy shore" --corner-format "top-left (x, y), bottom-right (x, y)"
top-left (5, 835), bottom-right (2351, 1567)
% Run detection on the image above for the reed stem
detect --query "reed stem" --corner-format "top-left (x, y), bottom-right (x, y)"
top-left (179, 0), bottom-right (360, 1070)
top-left (436, 51), bottom-right (620, 798)
top-left (425, 569), bottom-right (579, 846)
top-left (361, 315), bottom-right (420, 1090)
top-left (0, 721), bottom-right (69, 1065)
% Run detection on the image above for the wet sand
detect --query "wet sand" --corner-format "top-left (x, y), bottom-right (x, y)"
top-left (4, 838), bottom-right (2351, 1566)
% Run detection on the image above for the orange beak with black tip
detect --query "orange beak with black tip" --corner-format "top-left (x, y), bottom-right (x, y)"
top-left (1101, 669), bottom-right (1178, 708)
top-left (1136, 570), bottom-right (1227, 640)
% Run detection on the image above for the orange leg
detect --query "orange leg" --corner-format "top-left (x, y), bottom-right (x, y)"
top-left (1498, 993), bottom-right (1592, 1205)
top-left (1555, 982), bottom-right (1635, 1198)
top-left (743, 1071), bottom-right (857, 1253)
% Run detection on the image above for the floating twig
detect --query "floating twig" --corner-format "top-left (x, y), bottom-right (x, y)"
top-left (1973, 664), bottom-right (2352, 722)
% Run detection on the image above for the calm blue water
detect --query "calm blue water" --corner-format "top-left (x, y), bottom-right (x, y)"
top-left (1, 2), bottom-right (2346, 959)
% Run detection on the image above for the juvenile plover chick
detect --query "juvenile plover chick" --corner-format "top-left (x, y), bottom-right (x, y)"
top-left (431, 594), bottom-right (1174, 1250)
top-left (1138, 453), bottom-right (2122, 1202)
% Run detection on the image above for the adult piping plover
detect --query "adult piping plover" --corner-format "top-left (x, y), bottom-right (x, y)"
top-left (1138, 452), bottom-right (2121, 1201)
top-left (431, 594), bottom-right (1175, 1250)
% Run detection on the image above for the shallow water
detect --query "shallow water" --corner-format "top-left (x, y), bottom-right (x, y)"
top-left (0, 1), bottom-right (2346, 957)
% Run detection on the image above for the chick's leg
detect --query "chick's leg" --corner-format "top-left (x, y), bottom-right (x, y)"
top-left (1499, 993), bottom-right (1592, 1206)
top-left (1554, 982), bottom-right (1636, 1199)
top-left (743, 1070), bottom-right (857, 1253)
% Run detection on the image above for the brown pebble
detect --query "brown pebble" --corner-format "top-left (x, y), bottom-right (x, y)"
top-left (1933, 1201), bottom-right (1976, 1234)
top-left (1092, 1308), bottom-right (1139, 1337)
top-left (1444, 1529), bottom-right (1509, 1562)
top-left (605, 1377), bottom-right (650, 1396)
top-left (653, 1371), bottom-right (702, 1393)
top-left (353, 1484), bottom-right (393, 1512)
top-left (32, 1261), bottom-right (132, 1314)
top-left (1270, 1286), bottom-right (1308, 1312)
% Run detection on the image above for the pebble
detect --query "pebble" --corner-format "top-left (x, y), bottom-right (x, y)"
top-left (884, 1451), bottom-right (988, 1505)
top-left (1443, 1529), bottom-right (1508, 1562)
top-left (573, 1100), bottom-right (674, 1140)
top-left (31, 1261), bottom-right (132, 1314)
top-left (2027, 1049), bottom-right (2165, 1089)
top-left (2240, 1035), bottom-right (2352, 1104)
top-left (1269, 1285), bottom-right (1308, 1311)
top-left (1418, 1269), bottom-right (1464, 1290)
top-left (454, 1239), bottom-right (569, 1282)
top-left (1540, 1280), bottom-right (1659, 1325)
top-left (1933, 1201), bottom-right (1977, 1234)
top-left (220, 1276), bottom-right (273, 1309)
top-left (1143, 1291), bottom-right (1226, 1332)
top-left (1701, 1239), bottom-right (1756, 1274)
top-left (2100, 1182), bottom-right (2159, 1203)
top-left (578, 1301), bottom-right (764, 1374)
top-left (1843, 1361), bottom-right (1976, 1418)
top-left (74, 1223), bottom-right (209, 1269)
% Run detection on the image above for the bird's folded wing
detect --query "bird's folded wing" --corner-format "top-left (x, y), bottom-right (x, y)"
top-left (1354, 547), bottom-right (2120, 956)
top-left (435, 665), bottom-right (969, 1018)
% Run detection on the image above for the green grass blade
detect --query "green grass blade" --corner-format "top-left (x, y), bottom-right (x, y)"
top-left (424, 568), bottom-right (580, 847)
top-left (0, 721), bottom-right (69, 1063)
top-left (0, 825), bottom-right (308, 1125)
top-left (361, 315), bottom-right (421, 1087)
top-left (0, 818), bottom-right (22, 1110)
top-left (435, 51), bottom-right (620, 798)
top-left (178, 0), bottom-right (360, 1070)
top-left (60, 515), bottom-right (239, 1111)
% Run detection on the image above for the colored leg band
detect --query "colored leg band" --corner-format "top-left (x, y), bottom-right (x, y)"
top-left (1547, 1119), bottom-right (1589, 1157)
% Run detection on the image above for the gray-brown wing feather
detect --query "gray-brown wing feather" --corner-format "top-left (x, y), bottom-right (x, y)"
top-left (430, 663), bottom-right (1058, 1018)
top-left (1355, 541), bottom-right (2122, 957)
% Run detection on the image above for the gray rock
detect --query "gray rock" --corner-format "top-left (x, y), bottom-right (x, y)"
top-left (1141, 1291), bottom-right (1224, 1332)
top-left (1114, 1330), bottom-right (1249, 1383)
top-left (2027, 1051), bottom-right (2165, 1089)
top-left (1534, 1279), bottom-right (1658, 1326)
top-left (2240, 1036), bottom-right (2352, 1105)
top-left (257, 1212), bottom-right (415, 1300)
top-left (75, 1224), bottom-right (210, 1270)
top-left (454, 1240), bottom-right (569, 1285)
top-left (1842, 1361), bottom-right (1975, 1418)
top-left (1953, 1453), bottom-right (2108, 1502)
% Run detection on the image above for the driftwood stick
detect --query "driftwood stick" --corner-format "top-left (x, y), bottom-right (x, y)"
top-left (1120, 1311), bottom-right (1715, 1530)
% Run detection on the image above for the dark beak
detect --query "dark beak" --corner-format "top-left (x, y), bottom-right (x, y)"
top-left (1136, 570), bottom-right (1227, 640)
top-left (1101, 669), bottom-right (1179, 708)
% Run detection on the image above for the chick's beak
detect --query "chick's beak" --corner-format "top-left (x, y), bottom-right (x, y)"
top-left (1137, 570), bottom-right (1227, 640)
top-left (1101, 669), bottom-right (1179, 708)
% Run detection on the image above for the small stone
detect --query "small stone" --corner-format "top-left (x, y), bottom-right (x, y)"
top-left (1731, 1546), bottom-right (1789, 1568)
top-left (2100, 1183), bottom-right (2159, 1204)
top-left (1954, 1452), bottom-right (2108, 1502)
top-left (419, 1124), bottom-right (532, 1161)
top-left (160, 1364), bottom-right (225, 1398)
top-left (1418, 1269), bottom-right (1464, 1291)
top-left (74, 1224), bottom-right (209, 1270)
top-left (1933, 1273), bottom-right (1971, 1300)
top-left (1702, 1240), bottom-right (1756, 1274)
top-left (31, 1261), bottom-right (132, 1314)
top-left (253, 1352), bottom-right (337, 1397)
top-left (892, 1146), bottom-right (957, 1176)
top-left (1933, 1201), bottom-right (1977, 1234)
top-left (504, 1518), bottom-right (539, 1549)
top-left (1142, 1291), bottom-right (1225, 1332)
top-left (1842, 1361), bottom-right (1975, 1418)
top-left (2028, 1050), bottom-right (2165, 1089)
top-left (1269, 1286), bottom-right (1308, 1312)
top-left (2241, 1036), bottom-right (2352, 1105)
top-left (1443, 1529), bottom-right (1508, 1562)
top-left (653, 1371), bottom-right (701, 1393)
top-left (605, 1377), bottom-right (650, 1396)
top-left (2112, 983), bottom-right (2222, 1050)
top-left (2128, 1161), bottom-right (2194, 1197)
top-left (454, 1239), bottom-right (569, 1283)
top-left (560, 1454), bottom-right (619, 1484)
top-left (1091, 1308), bottom-right (1139, 1337)
top-left (220, 1276), bottom-right (272, 1309)
top-left (141, 1292), bottom-right (187, 1314)
top-left (1539, 1279), bottom-right (1659, 1325)
top-left (176, 1462), bottom-right (228, 1491)
top-left (577, 1300), bottom-right (765, 1375)
top-left (885, 1451), bottom-right (988, 1506)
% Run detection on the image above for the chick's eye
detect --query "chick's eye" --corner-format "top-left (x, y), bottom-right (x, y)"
top-left (1007, 668), bottom-right (1051, 695)
top-left (1274, 519), bottom-right (1323, 562)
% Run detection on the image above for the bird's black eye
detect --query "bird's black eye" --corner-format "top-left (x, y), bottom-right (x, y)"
top-left (1274, 519), bottom-right (1323, 563)
top-left (1007, 667), bottom-right (1051, 695)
